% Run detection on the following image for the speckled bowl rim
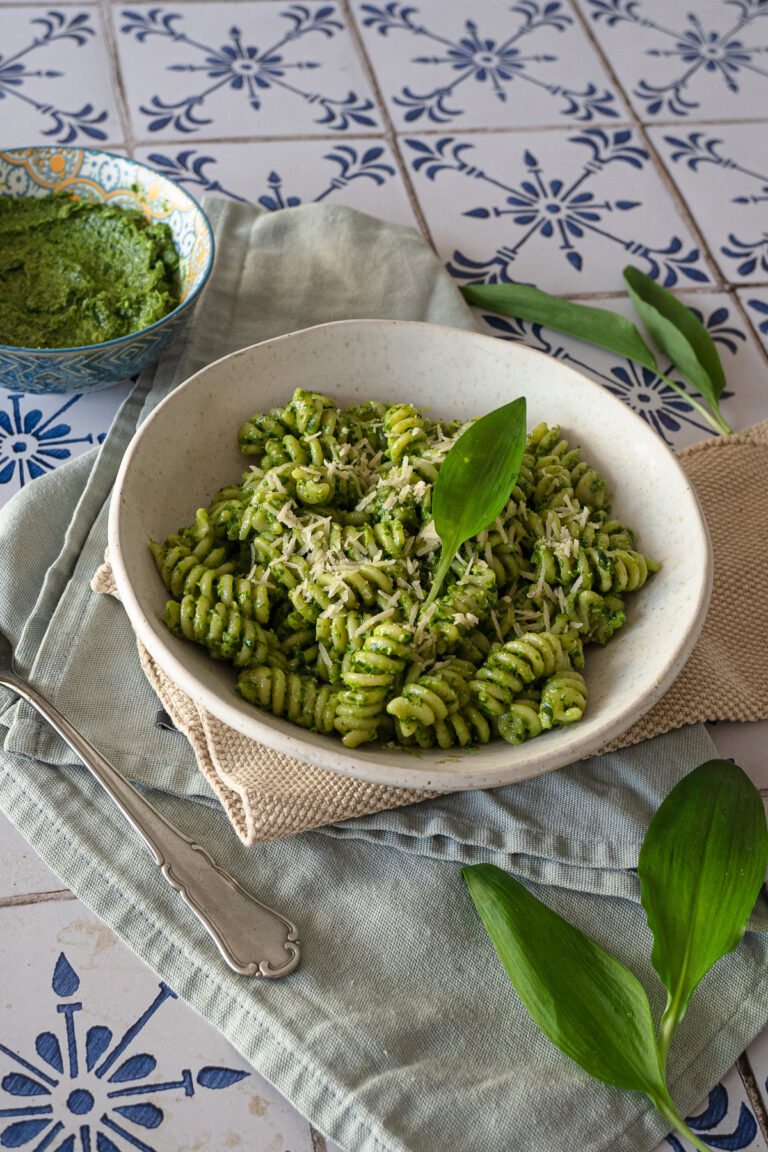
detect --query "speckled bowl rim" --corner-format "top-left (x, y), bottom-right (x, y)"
top-left (109, 319), bottom-right (713, 792)
top-left (0, 146), bottom-right (214, 355)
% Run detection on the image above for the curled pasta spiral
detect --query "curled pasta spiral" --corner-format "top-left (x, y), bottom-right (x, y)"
top-left (383, 404), bottom-right (428, 462)
top-left (165, 595), bottom-right (278, 668)
top-left (237, 665), bottom-right (337, 732)
top-left (539, 670), bottom-right (588, 729)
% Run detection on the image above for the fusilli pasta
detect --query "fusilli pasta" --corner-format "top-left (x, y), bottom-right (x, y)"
top-left (151, 389), bottom-right (659, 750)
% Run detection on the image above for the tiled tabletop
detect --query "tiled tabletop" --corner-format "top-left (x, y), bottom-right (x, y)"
top-left (2, 1), bottom-right (768, 1149)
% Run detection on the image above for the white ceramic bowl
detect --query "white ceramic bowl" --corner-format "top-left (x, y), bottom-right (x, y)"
top-left (109, 319), bottom-right (711, 791)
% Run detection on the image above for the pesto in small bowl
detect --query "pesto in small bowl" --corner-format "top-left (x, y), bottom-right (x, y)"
top-left (0, 193), bottom-right (180, 349)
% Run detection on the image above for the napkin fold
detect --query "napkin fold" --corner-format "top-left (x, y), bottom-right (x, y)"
top-left (91, 416), bottom-right (768, 844)
top-left (1, 200), bottom-right (768, 1152)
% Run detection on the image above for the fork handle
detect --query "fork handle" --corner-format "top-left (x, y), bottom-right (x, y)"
top-left (0, 672), bottom-right (300, 978)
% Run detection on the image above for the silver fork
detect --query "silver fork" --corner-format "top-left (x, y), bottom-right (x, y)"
top-left (0, 626), bottom-right (300, 978)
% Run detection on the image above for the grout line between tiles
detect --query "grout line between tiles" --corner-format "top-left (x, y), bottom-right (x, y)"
top-left (99, 0), bottom-right (135, 155)
top-left (0, 889), bottom-right (76, 908)
top-left (737, 1051), bottom-right (768, 1144)
top-left (310, 1125), bottom-right (328, 1152)
top-left (636, 122), bottom-right (724, 288)
top-left (566, 0), bottom-right (724, 291)
top-left (730, 290), bottom-right (768, 372)
top-left (340, 0), bottom-right (435, 247)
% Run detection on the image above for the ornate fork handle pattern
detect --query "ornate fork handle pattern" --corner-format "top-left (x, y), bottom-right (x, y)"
top-left (0, 660), bottom-right (300, 978)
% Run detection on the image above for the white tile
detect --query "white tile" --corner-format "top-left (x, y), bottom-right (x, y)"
top-left (135, 138), bottom-right (419, 228)
top-left (0, 384), bottom-right (133, 511)
top-left (352, 0), bottom-right (628, 130)
top-left (576, 0), bottom-right (768, 123)
top-left (474, 290), bottom-right (766, 449)
top-left (405, 127), bottom-right (714, 295)
top-left (0, 812), bottom-right (65, 900)
top-left (739, 288), bottom-right (768, 356)
top-left (0, 899), bottom-right (314, 1152)
top-left (706, 721), bottom-right (768, 792)
top-left (0, 7), bottom-right (123, 148)
top-left (652, 1064), bottom-right (766, 1152)
top-left (114, 2), bottom-right (382, 141)
top-left (650, 123), bottom-right (768, 286)
top-left (747, 1020), bottom-right (768, 1107)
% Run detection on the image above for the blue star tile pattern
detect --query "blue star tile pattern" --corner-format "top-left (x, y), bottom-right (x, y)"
top-left (578, 0), bottom-right (768, 122)
top-left (665, 1080), bottom-right (762, 1150)
top-left (115, 2), bottom-right (382, 139)
top-left (353, 0), bottom-right (627, 128)
top-left (0, 394), bottom-right (94, 488)
top-left (0, 951), bottom-right (249, 1152)
top-left (475, 292), bottom-right (766, 449)
top-left (135, 139), bottom-right (418, 226)
top-left (0, 7), bottom-right (121, 146)
top-left (0, 386), bottom-right (132, 510)
top-left (651, 123), bottom-right (768, 285)
top-left (405, 128), bottom-right (713, 294)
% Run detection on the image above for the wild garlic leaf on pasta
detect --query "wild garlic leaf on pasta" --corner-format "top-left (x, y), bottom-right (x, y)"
top-left (424, 397), bottom-right (527, 610)
top-left (623, 266), bottom-right (732, 435)
top-left (460, 283), bottom-right (658, 372)
top-left (638, 759), bottom-right (768, 1074)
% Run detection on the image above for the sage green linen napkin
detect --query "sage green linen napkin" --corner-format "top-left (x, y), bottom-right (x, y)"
top-left (1, 200), bottom-right (767, 1152)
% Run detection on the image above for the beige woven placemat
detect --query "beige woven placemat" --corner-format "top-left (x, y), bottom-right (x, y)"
top-left (93, 421), bottom-right (768, 845)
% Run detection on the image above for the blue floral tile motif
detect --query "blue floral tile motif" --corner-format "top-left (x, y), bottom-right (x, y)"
top-left (582, 0), bottom-right (768, 120)
top-left (659, 130), bottom-right (768, 281)
top-left (405, 129), bottom-right (711, 291)
top-left (0, 394), bottom-right (94, 488)
top-left (0, 10), bottom-right (111, 144)
top-left (481, 302), bottom-right (740, 445)
top-left (739, 288), bottom-right (768, 354)
top-left (0, 951), bottom-right (249, 1151)
top-left (118, 3), bottom-right (380, 137)
top-left (357, 0), bottom-right (621, 125)
top-left (145, 143), bottom-right (396, 207)
top-left (664, 1083), bottom-right (759, 1149)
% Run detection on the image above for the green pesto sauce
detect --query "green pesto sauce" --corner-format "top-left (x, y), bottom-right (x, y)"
top-left (0, 193), bottom-right (181, 349)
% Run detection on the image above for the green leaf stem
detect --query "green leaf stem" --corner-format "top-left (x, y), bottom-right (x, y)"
top-left (462, 862), bottom-right (720, 1152)
top-left (424, 397), bottom-right (527, 610)
top-left (461, 283), bottom-right (658, 371)
top-left (622, 267), bottom-right (733, 435)
top-left (638, 759), bottom-right (768, 1072)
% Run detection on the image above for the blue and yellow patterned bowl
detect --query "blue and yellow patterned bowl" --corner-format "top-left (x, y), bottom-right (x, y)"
top-left (0, 147), bottom-right (214, 394)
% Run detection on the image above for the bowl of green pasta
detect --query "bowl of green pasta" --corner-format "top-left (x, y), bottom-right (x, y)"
top-left (108, 319), bottom-right (712, 791)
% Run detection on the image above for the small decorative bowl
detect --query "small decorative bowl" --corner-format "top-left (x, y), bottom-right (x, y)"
top-left (0, 146), bottom-right (214, 394)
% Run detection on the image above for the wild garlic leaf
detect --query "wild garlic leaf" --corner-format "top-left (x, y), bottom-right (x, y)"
top-left (622, 266), bottom-right (732, 434)
top-left (638, 759), bottom-right (768, 1071)
top-left (460, 283), bottom-right (658, 372)
top-left (424, 397), bottom-right (526, 610)
top-left (462, 863), bottom-right (667, 1097)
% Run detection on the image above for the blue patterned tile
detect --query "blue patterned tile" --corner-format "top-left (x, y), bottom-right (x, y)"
top-left (651, 123), bottom-right (768, 286)
top-left (405, 127), bottom-right (714, 294)
top-left (657, 1067), bottom-right (766, 1151)
top-left (475, 291), bottom-right (764, 449)
top-left (738, 287), bottom-right (768, 354)
top-left (576, 0), bottom-right (768, 122)
top-left (135, 138), bottom-right (419, 227)
top-left (0, 7), bottom-right (123, 147)
top-left (352, 0), bottom-right (629, 129)
top-left (0, 385), bottom-right (132, 511)
top-left (115, 2), bottom-right (382, 141)
top-left (0, 900), bottom-right (315, 1151)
